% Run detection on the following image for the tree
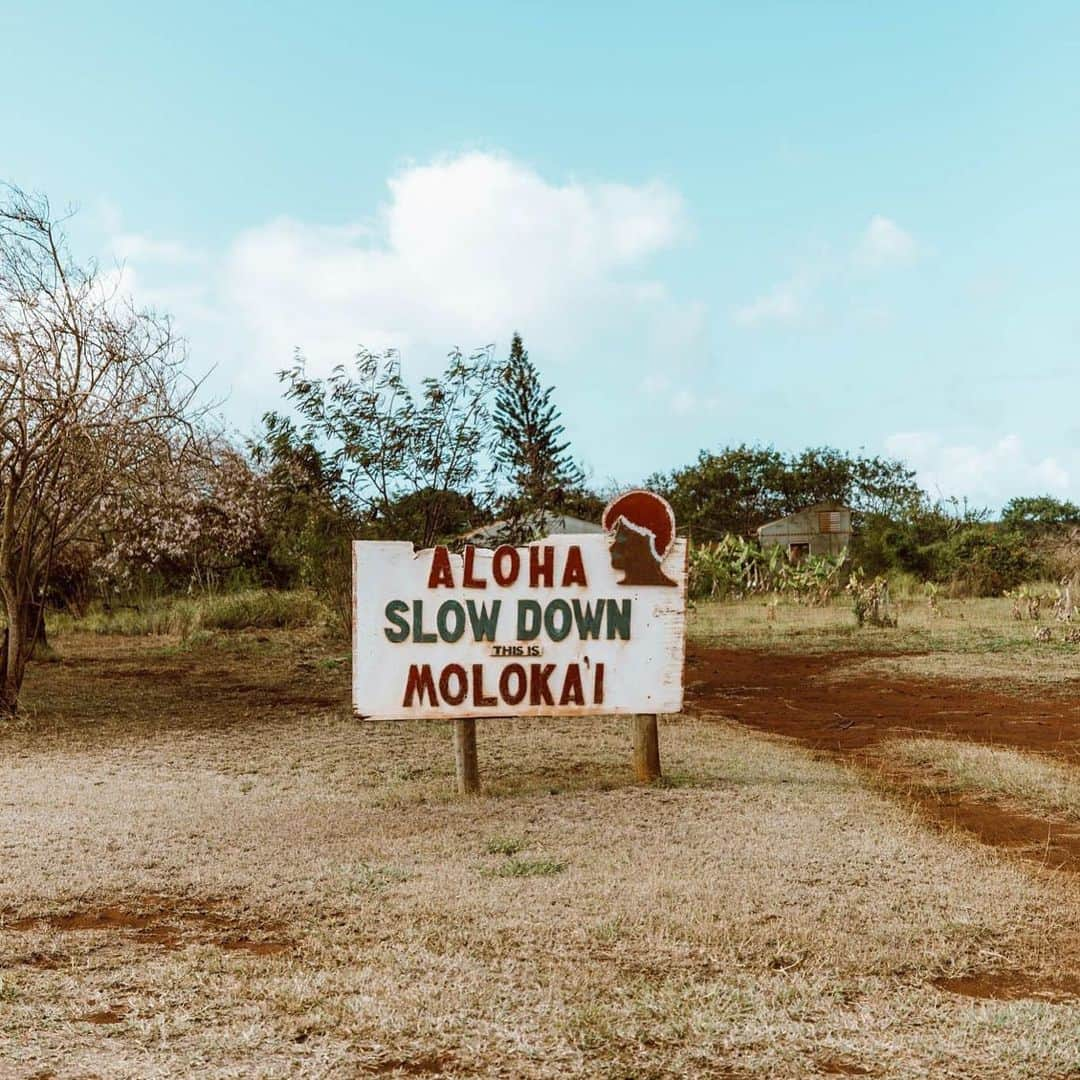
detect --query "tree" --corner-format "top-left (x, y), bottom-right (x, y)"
top-left (92, 440), bottom-right (268, 598)
top-left (650, 444), bottom-right (922, 541)
top-left (1001, 495), bottom-right (1080, 533)
top-left (649, 445), bottom-right (789, 540)
top-left (492, 333), bottom-right (583, 533)
top-left (273, 345), bottom-right (502, 551)
top-left (0, 186), bottom-right (201, 713)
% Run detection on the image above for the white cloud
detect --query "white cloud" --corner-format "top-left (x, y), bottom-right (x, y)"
top-left (636, 373), bottom-right (718, 416)
top-left (857, 215), bottom-right (917, 267)
top-left (220, 152), bottom-right (688, 379)
top-left (735, 215), bottom-right (919, 330)
top-left (670, 388), bottom-right (698, 414)
top-left (111, 233), bottom-right (204, 265)
top-left (88, 152), bottom-right (702, 457)
top-left (732, 278), bottom-right (808, 327)
top-left (884, 431), bottom-right (1074, 505)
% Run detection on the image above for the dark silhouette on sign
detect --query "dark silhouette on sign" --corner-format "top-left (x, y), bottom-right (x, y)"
top-left (603, 490), bottom-right (678, 587)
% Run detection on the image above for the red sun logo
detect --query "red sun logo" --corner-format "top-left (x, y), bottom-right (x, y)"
top-left (602, 490), bottom-right (676, 560)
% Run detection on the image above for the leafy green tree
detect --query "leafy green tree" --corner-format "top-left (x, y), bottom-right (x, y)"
top-left (1001, 495), bottom-right (1080, 532)
top-left (275, 346), bottom-right (501, 550)
top-left (250, 413), bottom-right (355, 595)
top-left (648, 445), bottom-right (787, 540)
top-left (649, 444), bottom-right (921, 541)
top-left (262, 346), bottom-right (502, 632)
top-left (383, 488), bottom-right (486, 546)
top-left (853, 496), bottom-right (989, 580)
top-left (493, 334), bottom-right (583, 532)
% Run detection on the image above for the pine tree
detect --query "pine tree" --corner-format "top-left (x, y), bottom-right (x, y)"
top-left (493, 333), bottom-right (583, 531)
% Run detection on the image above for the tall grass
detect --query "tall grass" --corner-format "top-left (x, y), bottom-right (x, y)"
top-left (886, 738), bottom-right (1080, 820)
top-left (50, 589), bottom-right (325, 637)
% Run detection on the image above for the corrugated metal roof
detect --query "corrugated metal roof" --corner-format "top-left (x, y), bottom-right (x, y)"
top-left (463, 514), bottom-right (605, 544)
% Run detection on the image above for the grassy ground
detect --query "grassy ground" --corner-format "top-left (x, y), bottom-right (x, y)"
top-left (47, 588), bottom-right (325, 638)
top-left (884, 739), bottom-right (1080, 821)
top-left (0, 603), bottom-right (1078, 1077)
top-left (692, 593), bottom-right (1080, 686)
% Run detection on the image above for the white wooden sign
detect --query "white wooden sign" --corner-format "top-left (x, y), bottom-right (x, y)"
top-left (352, 492), bottom-right (687, 721)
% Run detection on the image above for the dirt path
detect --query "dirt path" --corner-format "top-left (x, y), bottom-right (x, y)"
top-left (686, 646), bottom-right (1080, 871)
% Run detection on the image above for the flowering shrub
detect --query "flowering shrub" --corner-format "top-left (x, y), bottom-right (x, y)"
top-left (65, 444), bottom-right (274, 606)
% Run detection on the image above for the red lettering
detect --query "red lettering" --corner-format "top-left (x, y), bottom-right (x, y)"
top-left (472, 664), bottom-right (497, 707)
top-left (529, 663), bottom-right (556, 706)
top-left (492, 545), bottom-right (520, 586)
top-left (561, 545), bottom-right (587, 587)
top-left (529, 545), bottom-right (554, 588)
top-left (403, 664), bottom-right (438, 707)
top-left (463, 545), bottom-right (487, 588)
top-left (439, 664), bottom-right (468, 705)
top-left (593, 662), bottom-right (604, 705)
top-left (427, 546), bottom-right (454, 588)
top-left (499, 663), bottom-right (527, 705)
top-left (559, 664), bottom-right (585, 707)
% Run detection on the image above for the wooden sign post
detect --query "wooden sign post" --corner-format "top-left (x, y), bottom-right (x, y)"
top-left (352, 490), bottom-right (686, 793)
top-left (453, 717), bottom-right (481, 795)
top-left (633, 714), bottom-right (662, 783)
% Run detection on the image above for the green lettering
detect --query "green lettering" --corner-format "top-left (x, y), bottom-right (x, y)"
top-left (412, 600), bottom-right (436, 643)
top-left (544, 599), bottom-right (572, 642)
top-left (517, 599), bottom-right (541, 640)
top-left (571, 598), bottom-right (605, 639)
top-left (605, 598), bottom-right (632, 640)
top-left (466, 599), bottom-right (501, 641)
top-left (436, 600), bottom-right (466, 643)
top-left (383, 599), bottom-right (409, 643)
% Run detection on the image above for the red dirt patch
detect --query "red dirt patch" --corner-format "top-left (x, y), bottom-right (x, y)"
top-left (11, 907), bottom-right (158, 933)
top-left (6, 895), bottom-right (291, 957)
top-left (686, 647), bottom-right (1079, 757)
top-left (220, 937), bottom-right (290, 955)
top-left (934, 970), bottom-right (1080, 1003)
top-left (686, 646), bottom-right (1080, 871)
top-left (76, 1005), bottom-right (127, 1024)
top-left (817, 1055), bottom-right (872, 1076)
top-left (900, 780), bottom-right (1080, 872)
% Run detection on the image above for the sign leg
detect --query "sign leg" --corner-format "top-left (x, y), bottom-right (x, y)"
top-left (454, 717), bottom-right (481, 795)
top-left (633, 714), bottom-right (662, 783)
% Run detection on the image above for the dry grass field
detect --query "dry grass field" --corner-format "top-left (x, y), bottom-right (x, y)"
top-left (1, 598), bottom-right (1079, 1078)
top-left (693, 591), bottom-right (1080, 681)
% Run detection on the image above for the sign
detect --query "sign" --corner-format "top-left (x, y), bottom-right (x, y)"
top-left (352, 491), bottom-right (687, 720)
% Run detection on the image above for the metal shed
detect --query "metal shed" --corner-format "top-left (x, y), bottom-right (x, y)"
top-left (756, 504), bottom-right (851, 560)
top-left (462, 513), bottom-right (604, 546)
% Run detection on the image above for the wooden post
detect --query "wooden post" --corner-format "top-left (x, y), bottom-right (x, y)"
top-left (454, 717), bottom-right (481, 795)
top-left (633, 714), bottom-right (662, 783)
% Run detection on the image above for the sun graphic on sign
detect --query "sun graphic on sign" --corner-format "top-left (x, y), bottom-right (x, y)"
top-left (602, 490), bottom-right (678, 587)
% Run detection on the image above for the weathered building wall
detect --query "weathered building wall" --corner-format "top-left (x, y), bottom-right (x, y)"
top-left (757, 505), bottom-right (851, 558)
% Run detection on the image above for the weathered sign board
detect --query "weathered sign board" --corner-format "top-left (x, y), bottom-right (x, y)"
top-left (352, 491), bottom-right (687, 721)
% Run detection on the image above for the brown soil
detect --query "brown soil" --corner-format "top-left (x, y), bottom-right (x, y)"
top-left (6, 894), bottom-right (291, 957)
top-left (220, 937), bottom-right (291, 955)
top-left (686, 647), bottom-right (1079, 757)
top-left (369, 1054), bottom-right (461, 1076)
top-left (915, 792), bottom-right (1080, 872)
top-left (76, 1006), bottom-right (128, 1024)
top-left (686, 646), bottom-right (1080, 870)
top-left (933, 970), bottom-right (1080, 1003)
top-left (816, 1056), bottom-right (872, 1076)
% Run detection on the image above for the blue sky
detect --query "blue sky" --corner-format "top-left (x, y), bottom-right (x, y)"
top-left (5, 2), bottom-right (1079, 507)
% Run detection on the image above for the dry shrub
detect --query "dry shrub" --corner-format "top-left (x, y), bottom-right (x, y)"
top-left (1040, 527), bottom-right (1080, 582)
